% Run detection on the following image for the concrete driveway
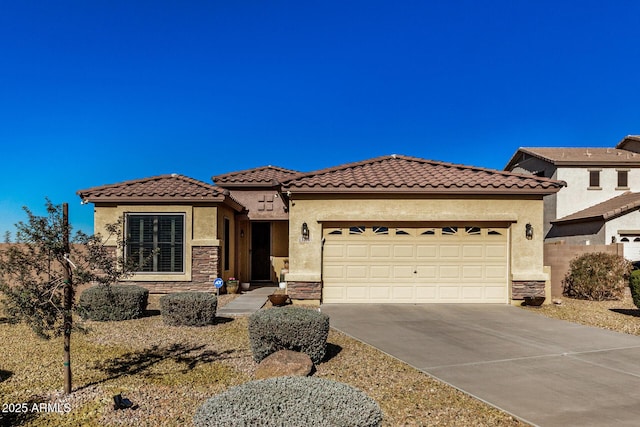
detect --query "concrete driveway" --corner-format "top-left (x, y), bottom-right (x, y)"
top-left (321, 303), bottom-right (640, 427)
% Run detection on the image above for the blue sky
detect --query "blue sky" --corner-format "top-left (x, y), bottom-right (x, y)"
top-left (2, 1), bottom-right (640, 238)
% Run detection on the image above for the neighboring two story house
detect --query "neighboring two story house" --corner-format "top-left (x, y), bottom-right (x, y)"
top-left (505, 135), bottom-right (640, 261)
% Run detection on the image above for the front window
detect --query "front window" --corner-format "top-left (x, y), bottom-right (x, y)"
top-left (126, 214), bottom-right (184, 272)
top-left (617, 170), bottom-right (629, 189)
top-left (588, 170), bottom-right (601, 189)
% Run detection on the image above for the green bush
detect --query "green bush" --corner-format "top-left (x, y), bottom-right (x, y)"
top-left (160, 292), bottom-right (217, 326)
top-left (78, 284), bottom-right (149, 321)
top-left (629, 270), bottom-right (640, 308)
top-left (248, 306), bottom-right (329, 364)
top-left (193, 376), bottom-right (383, 427)
top-left (563, 252), bottom-right (632, 301)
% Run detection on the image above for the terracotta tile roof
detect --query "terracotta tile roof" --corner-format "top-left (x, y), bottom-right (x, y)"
top-left (281, 155), bottom-right (564, 195)
top-left (505, 147), bottom-right (640, 169)
top-left (213, 166), bottom-right (302, 188)
top-left (77, 174), bottom-right (239, 206)
top-left (553, 192), bottom-right (640, 224)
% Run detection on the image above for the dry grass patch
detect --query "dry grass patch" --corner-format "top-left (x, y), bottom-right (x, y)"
top-left (1, 295), bottom-right (524, 426)
top-left (522, 294), bottom-right (640, 335)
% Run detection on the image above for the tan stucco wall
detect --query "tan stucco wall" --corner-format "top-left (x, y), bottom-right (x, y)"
top-left (217, 206), bottom-right (238, 280)
top-left (271, 220), bottom-right (290, 282)
top-left (227, 190), bottom-right (289, 220)
top-left (93, 203), bottom-right (224, 282)
top-left (286, 194), bottom-right (548, 301)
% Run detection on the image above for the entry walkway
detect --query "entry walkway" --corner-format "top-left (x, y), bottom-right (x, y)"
top-left (216, 285), bottom-right (275, 316)
top-left (322, 303), bottom-right (640, 427)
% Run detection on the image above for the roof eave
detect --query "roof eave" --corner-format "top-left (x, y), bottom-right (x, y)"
top-left (77, 195), bottom-right (227, 204)
top-left (551, 160), bottom-right (640, 167)
top-left (215, 181), bottom-right (282, 189)
top-left (282, 186), bottom-right (563, 196)
top-left (504, 148), bottom-right (554, 171)
top-left (552, 215), bottom-right (604, 225)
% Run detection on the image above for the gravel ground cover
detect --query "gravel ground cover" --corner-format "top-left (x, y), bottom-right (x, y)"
top-left (522, 294), bottom-right (640, 335)
top-left (0, 294), bottom-right (525, 426)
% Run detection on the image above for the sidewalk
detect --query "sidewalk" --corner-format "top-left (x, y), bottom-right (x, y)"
top-left (216, 285), bottom-right (276, 316)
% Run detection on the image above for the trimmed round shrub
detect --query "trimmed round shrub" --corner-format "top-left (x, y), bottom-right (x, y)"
top-left (78, 284), bottom-right (149, 321)
top-left (160, 292), bottom-right (217, 326)
top-left (248, 306), bottom-right (329, 364)
top-left (629, 270), bottom-right (640, 309)
top-left (193, 376), bottom-right (383, 427)
top-left (563, 252), bottom-right (632, 301)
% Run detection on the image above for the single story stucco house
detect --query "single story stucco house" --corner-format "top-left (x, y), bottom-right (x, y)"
top-left (77, 155), bottom-right (564, 305)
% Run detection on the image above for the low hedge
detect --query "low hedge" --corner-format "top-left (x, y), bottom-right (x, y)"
top-left (248, 306), bottom-right (329, 364)
top-left (160, 292), bottom-right (217, 326)
top-left (563, 252), bottom-right (632, 301)
top-left (193, 376), bottom-right (383, 427)
top-left (630, 270), bottom-right (640, 309)
top-left (78, 284), bottom-right (149, 321)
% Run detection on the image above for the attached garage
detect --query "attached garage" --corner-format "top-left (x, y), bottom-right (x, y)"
top-left (281, 155), bottom-right (565, 305)
top-left (322, 223), bottom-right (509, 303)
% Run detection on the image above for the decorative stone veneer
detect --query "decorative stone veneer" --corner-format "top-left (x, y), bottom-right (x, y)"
top-left (511, 281), bottom-right (546, 300)
top-left (287, 281), bottom-right (322, 301)
top-left (192, 246), bottom-right (220, 287)
top-left (118, 246), bottom-right (220, 294)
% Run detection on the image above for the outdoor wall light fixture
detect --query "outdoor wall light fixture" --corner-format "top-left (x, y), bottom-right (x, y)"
top-left (525, 223), bottom-right (533, 240)
top-left (301, 222), bottom-right (310, 241)
top-left (240, 229), bottom-right (244, 238)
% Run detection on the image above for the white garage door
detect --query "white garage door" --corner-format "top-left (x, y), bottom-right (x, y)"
top-left (322, 224), bottom-right (509, 303)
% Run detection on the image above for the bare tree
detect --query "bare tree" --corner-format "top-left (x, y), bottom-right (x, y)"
top-left (0, 199), bottom-right (137, 393)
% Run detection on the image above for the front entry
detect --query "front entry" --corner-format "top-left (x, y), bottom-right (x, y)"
top-left (251, 222), bottom-right (272, 281)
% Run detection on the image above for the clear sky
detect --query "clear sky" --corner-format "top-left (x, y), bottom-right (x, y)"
top-left (2, 1), bottom-right (640, 238)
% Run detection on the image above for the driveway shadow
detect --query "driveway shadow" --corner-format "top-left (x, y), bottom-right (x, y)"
top-left (610, 308), bottom-right (640, 318)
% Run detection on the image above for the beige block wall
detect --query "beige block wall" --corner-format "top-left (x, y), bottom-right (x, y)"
top-left (544, 241), bottom-right (624, 297)
top-left (287, 195), bottom-right (548, 300)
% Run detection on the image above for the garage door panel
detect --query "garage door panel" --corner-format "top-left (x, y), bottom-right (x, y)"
top-left (439, 265), bottom-right (461, 278)
top-left (346, 266), bottom-right (367, 279)
top-left (462, 286), bottom-right (483, 300)
top-left (347, 245), bottom-right (368, 257)
top-left (416, 245), bottom-right (437, 258)
top-left (486, 244), bottom-right (507, 258)
top-left (323, 286), bottom-right (345, 301)
top-left (486, 286), bottom-right (507, 300)
top-left (393, 265), bottom-right (414, 278)
top-left (392, 286), bottom-right (414, 299)
top-left (323, 225), bottom-right (508, 303)
top-left (394, 245), bottom-right (415, 257)
top-left (370, 245), bottom-right (391, 258)
top-left (416, 265), bottom-right (437, 278)
top-left (370, 286), bottom-right (391, 299)
top-left (440, 245), bottom-right (461, 258)
top-left (416, 286), bottom-right (437, 299)
top-left (323, 265), bottom-right (345, 279)
top-left (323, 244), bottom-right (345, 258)
top-left (462, 245), bottom-right (484, 258)
top-left (439, 286), bottom-right (461, 300)
top-left (486, 265), bottom-right (507, 279)
top-left (462, 265), bottom-right (483, 279)
top-left (346, 286), bottom-right (368, 300)
top-left (370, 265), bottom-right (391, 278)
